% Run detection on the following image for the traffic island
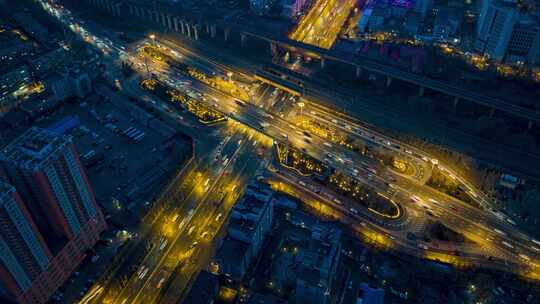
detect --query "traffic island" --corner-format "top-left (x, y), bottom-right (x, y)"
top-left (390, 157), bottom-right (415, 175)
top-left (139, 78), bottom-right (226, 124)
top-left (186, 66), bottom-right (250, 101)
top-left (327, 171), bottom-right (401, 219)
top-left (295, 118), bottom-right (354, 149)
top-left (426, 221), bottom-right (472, 244)
top-left (275, 142), bottom-right (328, 177)
top-left (416, 221), bottom-right (477, 268)
top-left (274, 142), bottom-right (401, 220)
top-left (426, 167), bottom-right (479, 208)
top-left (139, 44), bottom-right (175, 63)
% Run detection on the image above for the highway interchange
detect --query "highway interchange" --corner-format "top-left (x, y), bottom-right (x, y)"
top-left (37, 0), bottom-right (540, 303)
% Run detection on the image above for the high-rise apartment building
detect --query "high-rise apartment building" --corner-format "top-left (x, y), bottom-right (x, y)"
top-left (0, 127), bottom-right (106, 304)
top-left (0, 182), bottom-right (52, 303)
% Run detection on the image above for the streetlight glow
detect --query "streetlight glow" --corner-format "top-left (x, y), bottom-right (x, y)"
top-left (298, 102), bottom-right (305, 119)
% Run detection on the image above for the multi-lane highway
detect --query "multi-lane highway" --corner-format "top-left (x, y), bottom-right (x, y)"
top-left (36, 1), bottom-right (540, 303)
top-left (127, 38), bottom-right (540, 277)
top-left (289, 0), bottom-right (356, 49)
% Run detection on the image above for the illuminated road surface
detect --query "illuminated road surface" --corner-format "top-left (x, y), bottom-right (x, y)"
top-left (36, 2), bottom-right (540, 301)
top-left (290, 0), bottom-right (357, 49)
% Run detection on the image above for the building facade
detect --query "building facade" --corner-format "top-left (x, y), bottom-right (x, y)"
top-left (0, 182), bottom-right (52, 303)
top-left (505, 21), bottom-right (540, 65)
top-left (0, 128), bottom-right (106, 304)
top-left (214, 182), bottom-right (274, 281)
top-left (475, 1), bottom-right (540, 65)
top-left (414, 0), bottom-right (432, 18)
top-left (474, 2), bottom-right (519, 60)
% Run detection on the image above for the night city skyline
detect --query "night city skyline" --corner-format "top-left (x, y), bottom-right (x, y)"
top-left (1, 0), bottom-right (540, 303)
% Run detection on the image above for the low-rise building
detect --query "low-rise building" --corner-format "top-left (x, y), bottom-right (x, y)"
top-left (12, 12), bottom-right (50, 45)
top-left (357, 283), bottom-right (385, 304)
top-left (46, 71), bottom-right (92, 101)
top-left (266, 210), bottom-right (342, 304)
top-left (213, 182), bottom-right (274, 282)
top-left (183, 271), bottom-right (220, 304)
top-left (432, 8), bottom-right (461, 41)
top-left (0, 65), bottom-right (32, 115)
top-left (294, 221), bottom-right (341, 304)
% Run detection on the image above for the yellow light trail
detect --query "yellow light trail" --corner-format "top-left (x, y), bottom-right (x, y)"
top-left (289, 0), bottom-right (357, 49)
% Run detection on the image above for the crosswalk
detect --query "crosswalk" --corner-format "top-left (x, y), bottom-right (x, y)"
top-left (409, 218), bottom-right (431, 236)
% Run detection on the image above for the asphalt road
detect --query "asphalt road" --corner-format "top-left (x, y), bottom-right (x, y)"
top-left (129, 40), bottom-right (540, 277)
top-left (38, 3), bottom-right (540, 303)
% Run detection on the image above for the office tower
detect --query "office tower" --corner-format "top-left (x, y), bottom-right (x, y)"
top-left (474, 1), bottom-right (519, 60)
top-left (414, 0), bottom-right (433, 18)
top-left (476, 0), bottom-right (490, 36)
top-left (0, 127), bottom-right (106, 304)
top-left (505, 20), bottom-right (540, 65)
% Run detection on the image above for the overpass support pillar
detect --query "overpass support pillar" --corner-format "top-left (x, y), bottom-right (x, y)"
top-left (355, 66), bottom-right (362, 79)
top-left (453, 97), bottom-right (459, 108)
top-left (167, 15), bottom-right (173, 31)
top-left (419, 86), bottom-right (425, 97)
top-left (270, 42), bottom-right (277, 56)
top-left (241, 33), bottom-right (247, 47)
top-left (320, 58), bottom-right (326, 69)
top-left (529, 121), bottom-right (534, 129)
top-left (205, 23), bottom-right (210, 34)
top-left (173, 17), bottom-right (179, 32)
top-left (163, 14), bottom-right (169, 28)
top-left (489, 108), bottom-right (495, 117)
top-left (185, 22), bottom-right (192, 38)
top-left (224, 28), bottom-right (230, 42)
top-left (161, 13), bottom-right (166, 27)
top-left (210, 25), bottom-right (217, 38)
top-left (193, 25), bottom-right (199, 41)
top-left (180, 20), bottom-right (185, 34)
top-left (386, 76), bottom-right (392, 87)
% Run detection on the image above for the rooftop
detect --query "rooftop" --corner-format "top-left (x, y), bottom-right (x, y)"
top-left (247, 292), bottom-right (287, 304)
top-left (0, 127), bottom-right (72, 171)
top-left (215, 237), bottom-right (250, 277)
top-left (298, 222), bottom-right (341, 276)
top-left (182, 271), bottom-right (219, 304)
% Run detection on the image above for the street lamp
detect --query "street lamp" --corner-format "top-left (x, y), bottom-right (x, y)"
top-left (149, 34), bottom-right (156, 45)
top-left (227, 71), bottom-right (233, 82)
top-left (298, 101), bottom-right (305, 120)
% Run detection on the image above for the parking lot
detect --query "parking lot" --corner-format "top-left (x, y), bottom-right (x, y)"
top-left (37, 89), bottom-right (192, 222)
top-left (31, 88), bottom-right (194, 303)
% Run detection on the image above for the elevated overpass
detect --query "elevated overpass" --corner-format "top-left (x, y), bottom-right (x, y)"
top-left (89, 0), bottom-right (540, 126)
top-left (242, 30), bottom-right (540, 126)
